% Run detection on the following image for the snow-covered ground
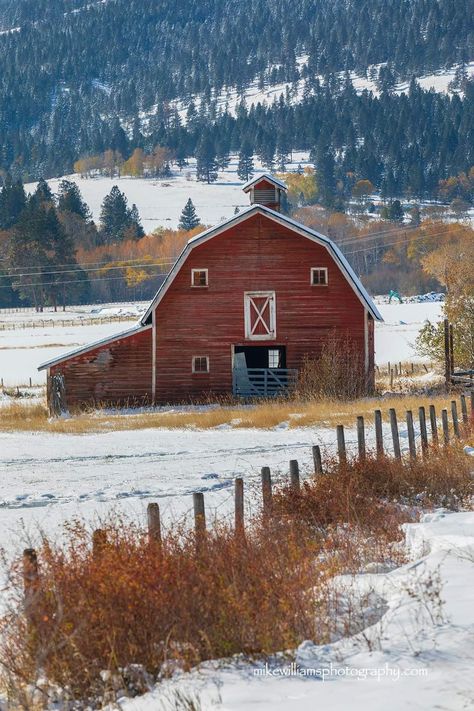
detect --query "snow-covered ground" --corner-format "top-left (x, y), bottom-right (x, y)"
top-left (24, 153), bottom-right (312, 233)
top-left (374, 300), bottom-right (444, 366)
top-left (119, 510), bottom-right (474, 711)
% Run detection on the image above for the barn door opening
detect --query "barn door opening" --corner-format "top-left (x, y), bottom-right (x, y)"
top-left (244, 291), bottom-right (276, 340)
top-left (234, 345), bottom-right (286, 369)
top-left (232, 346), bottom-right (291, 398)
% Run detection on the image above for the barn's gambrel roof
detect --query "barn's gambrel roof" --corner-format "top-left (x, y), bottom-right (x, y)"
top-left (140, 204), bottom-right (383, 325)
top-left (38, 204), bottom-right (382, 372)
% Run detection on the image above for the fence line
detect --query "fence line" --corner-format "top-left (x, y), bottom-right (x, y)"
top-left (0, 315), bottom-right (137, 331)
top-left (23, 391), bottom-right (473, 603)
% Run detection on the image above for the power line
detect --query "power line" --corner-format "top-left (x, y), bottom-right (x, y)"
top-left (345, 226), bottom-right (467, 255)
top-left (0, 259), bottom-right (177, 280)
top-left (0, 271), bottom-right (167, 290)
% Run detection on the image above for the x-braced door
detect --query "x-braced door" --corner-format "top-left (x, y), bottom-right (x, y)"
top-left (244, 291), bottom-right (276, 340)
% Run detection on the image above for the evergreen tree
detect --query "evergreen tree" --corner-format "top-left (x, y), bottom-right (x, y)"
top-left (178, 198), bottom-right (201, 231)
top-left (196, 133), bottom-right (218, 183)
top-left (0, 175), bottom-right (26, 229)
top-left (57, 180), bottom-right (91, 221)
top-left (237, 141), bottom-right (254, 182)
top-left (314, 145), bottom-right (336, 207)
top-left (31, 178), bottom-right (54, 207)
top-left (99, 186), bottom-right (144, 243)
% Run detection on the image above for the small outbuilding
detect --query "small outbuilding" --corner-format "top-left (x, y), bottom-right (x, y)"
top-left (39, 174), bottom-right (382, 411)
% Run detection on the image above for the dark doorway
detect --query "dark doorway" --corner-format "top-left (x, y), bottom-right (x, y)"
top-left (234, 345), bottom-right (286, 369)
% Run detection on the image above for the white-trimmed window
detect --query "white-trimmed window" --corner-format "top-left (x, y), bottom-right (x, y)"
top-left (191, 269), bottom-right (208, 287)
top-left (310, 267), bottom-right (328, 286)
top-left (192, 356), bottom-right (209, 373)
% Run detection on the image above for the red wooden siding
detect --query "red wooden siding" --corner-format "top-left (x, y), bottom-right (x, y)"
top-left (154, 212), bottom-right (368, 402)
top-left (50, 327), bottom-right (152, 409)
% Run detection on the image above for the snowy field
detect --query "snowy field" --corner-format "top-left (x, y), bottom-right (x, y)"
top-left (24, 152), bottom-right (312, 233)
top-left (0, 298), bottom-right (444, 386)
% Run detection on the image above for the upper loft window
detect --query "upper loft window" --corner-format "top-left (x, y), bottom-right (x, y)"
top-left (311, 267), bottom-right (328, 286)
top-left (191, 269), bottom-right (208, 287)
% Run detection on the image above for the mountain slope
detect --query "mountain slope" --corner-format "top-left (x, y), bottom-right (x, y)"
top-left (0, 0), bottom-right (472, 182)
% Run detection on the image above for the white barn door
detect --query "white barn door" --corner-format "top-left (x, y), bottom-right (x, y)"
top-left (244, 291), bottom-right (276, 340)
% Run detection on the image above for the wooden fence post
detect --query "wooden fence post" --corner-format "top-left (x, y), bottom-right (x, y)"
top-left (451, 400), bottom-right (460, 439)
top-left (374, 409), bottom-right (384, 458)
top-left (449, 323), bottom-right (455, 376)
top-left (92, 529), bottom-right (107, 559)
top-left (418, 406), bottom-right (428, 456)
top-left (357, 416), bottom-right (366, 461)
top-left (390, 369), bottom-right (394, 388)
top-left (336, 425), bottom-right (347, 464)
top-left (147, 503), bottom-right (162, 547)
top-left (389, 408), bottom-right (401, 460)
top-left (23, 548), bottom-right (39, 626)
top-left (441, 409), bottom-right (450, 446)
top-left (471, 391), bottom-right (474, 429)
top-left (289, 460), bottom-right (300, 491)
top-left (193, 492), bottom-right (206, 551)
top-left (460, 394), bottom-right (468, 427)
top-left (235, 477), bottom-right (244, 535)
top-left (444, 318), bottom-right (451, 392)
top-left (261, 467), bottom-right (273, 516)
top-left (429, 404), bottom-right (438, 445)
top-left (312, 445), bottom-right (323, 475)
top-left (406, 410), bottom-right (417, 460)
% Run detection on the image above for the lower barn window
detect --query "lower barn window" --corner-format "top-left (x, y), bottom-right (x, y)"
top-left (311, 267), bottom-right (328, 286)
top-left (192, 356), bottom-right (209, 373)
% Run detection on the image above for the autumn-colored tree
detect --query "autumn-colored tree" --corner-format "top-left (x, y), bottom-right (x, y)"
top-left (417, 224), bottom-right (474, 367)
top-left (352, 179), bottom-right (374, 200)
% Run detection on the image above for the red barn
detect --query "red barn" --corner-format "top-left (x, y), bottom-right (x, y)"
top-left (39, 174), bottom-right (382, 412)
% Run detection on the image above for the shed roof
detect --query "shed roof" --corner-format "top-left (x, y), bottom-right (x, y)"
top-left (38, 323), bottom-right (152, 371)
top-left (242, 173), bottom-right (288, 192)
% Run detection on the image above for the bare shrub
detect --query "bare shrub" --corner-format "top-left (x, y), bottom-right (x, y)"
top-left (274, 445), bottom-right (473, 532)
top-left (294, 333), bottom-right (369, 400)
top-left (0, 516), bottom-right (323, 707)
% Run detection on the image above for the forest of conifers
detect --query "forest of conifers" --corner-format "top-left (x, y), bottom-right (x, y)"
top-left (0, 0), bottom-right (471, 197)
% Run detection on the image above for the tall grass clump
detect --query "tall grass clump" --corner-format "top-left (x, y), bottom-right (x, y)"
top-left (294, 334), bottom-right (369, 400)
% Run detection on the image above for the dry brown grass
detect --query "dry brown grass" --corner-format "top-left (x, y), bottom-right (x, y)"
top-left (0, 393), bottom-right (458, 434)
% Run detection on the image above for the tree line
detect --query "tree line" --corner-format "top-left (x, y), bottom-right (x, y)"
top-left (0, 178), bottom-right (145, 309)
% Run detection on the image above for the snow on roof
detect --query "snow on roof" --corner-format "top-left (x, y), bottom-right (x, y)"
top-left (141, 204), bottom-right (383, 324)
top-left (242, 173), bottom-right (288, 192)
top-left (37, 323), bottom-right (151, 371)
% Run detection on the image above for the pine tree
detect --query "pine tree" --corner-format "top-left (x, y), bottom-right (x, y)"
top-left (178, 198), bottom-right (200, 231)
top-left (196, 133), bottom-right (218, 184)
top-left (0, 175), bottom-right (26, 229)
top-left (237, 141), bottom-right (254, 182)
top-left (31, 178), bottom-right (54, 207)
top-left (99, 186), bottom-right (144, 243)
top-left (313, 144), bottom-right (336, 207)
top-left (57, 180), bottom-right (91, 221)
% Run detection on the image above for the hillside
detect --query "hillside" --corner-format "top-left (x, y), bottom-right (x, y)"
top-left (0, 0), bottom-right (472, 190)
